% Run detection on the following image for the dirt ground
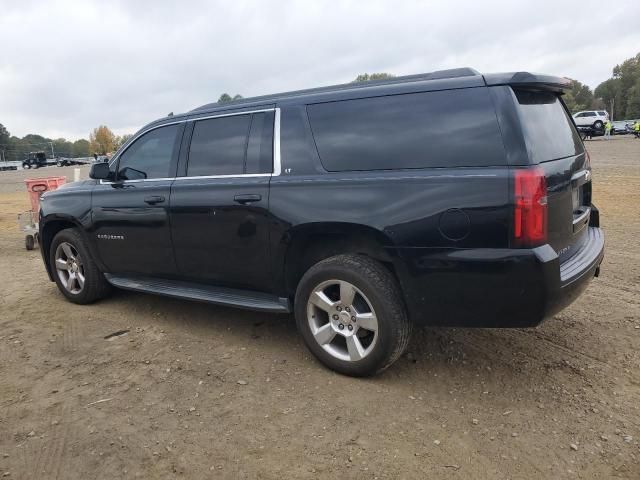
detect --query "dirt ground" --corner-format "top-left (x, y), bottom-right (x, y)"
top-left (0, 138), bottom-right (638, 480)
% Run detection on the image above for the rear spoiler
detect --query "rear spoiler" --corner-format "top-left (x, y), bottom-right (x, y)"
top-left (483, 72), bottom-right (571, 93)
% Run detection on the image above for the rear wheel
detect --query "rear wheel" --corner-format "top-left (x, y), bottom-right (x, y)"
top-left (593, 120), bottom-right (603, 129)
top-left (49, 228), bottom-right (111, 304)
top-left (295, 254), bottom-right (411, 376)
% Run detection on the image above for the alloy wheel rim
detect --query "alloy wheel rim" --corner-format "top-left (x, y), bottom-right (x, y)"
top-left (54, 242), bottom-right (85, 294)
top-left (306, 279), bottom-right (379, 362)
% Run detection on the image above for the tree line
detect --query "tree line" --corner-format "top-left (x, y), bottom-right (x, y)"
top-left (0, 124), bottom-right (132, 163)
top-left (2, 52), bottom-right (638, 163)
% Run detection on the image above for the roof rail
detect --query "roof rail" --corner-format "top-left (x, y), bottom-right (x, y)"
top-left (191, 67), bottom-right (481, 112)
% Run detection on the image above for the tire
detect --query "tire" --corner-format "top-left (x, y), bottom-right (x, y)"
top-left (49, 228), bottom-right (111, 304)
top-left (56, 160), bottom-right (63, 167)
top-left (593, 120), bottom-right (603, 129)
top-left (25, 235), bottom-right (35, 251)
top-left (23, 163), bottom-right (30, 170)
top-left (295, 254), bottom-right (411, 377)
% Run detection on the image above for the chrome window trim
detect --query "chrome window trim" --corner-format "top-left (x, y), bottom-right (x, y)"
top-left (101, 107), bottom-right (280, 185)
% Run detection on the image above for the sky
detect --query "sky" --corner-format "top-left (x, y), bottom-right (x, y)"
top-left (2, 0), bottom-right (639, 141)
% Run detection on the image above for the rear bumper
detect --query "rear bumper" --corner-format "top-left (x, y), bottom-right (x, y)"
top-left (393, 227), bottom-right (604, 327)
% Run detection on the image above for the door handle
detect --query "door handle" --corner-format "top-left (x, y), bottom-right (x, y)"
top-left (234, 194), bottom-right (262, 204)
top-left (144, 195), bottom-right (165, 205)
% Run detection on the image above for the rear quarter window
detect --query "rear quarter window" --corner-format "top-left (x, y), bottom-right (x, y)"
top-left (307, 88), bottom-right (506, 171)
top-left (513, 89), bottom-right (583, 163)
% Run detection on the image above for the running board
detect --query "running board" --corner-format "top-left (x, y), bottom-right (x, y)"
top-left (104, 274), bottom-right (291, 313)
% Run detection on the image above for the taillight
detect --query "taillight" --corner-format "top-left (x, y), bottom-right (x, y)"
top-left (513, 167), bottom-right (547, 247)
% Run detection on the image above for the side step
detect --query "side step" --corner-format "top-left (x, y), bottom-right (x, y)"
top-left (104, 274), bottom-right (291, 313)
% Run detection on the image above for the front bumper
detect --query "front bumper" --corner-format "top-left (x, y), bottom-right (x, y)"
top-left (393, 227), bottom-right (604, 327)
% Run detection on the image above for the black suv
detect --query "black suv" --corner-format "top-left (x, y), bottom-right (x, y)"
top-left (39, 68), bottom-right (604, 376)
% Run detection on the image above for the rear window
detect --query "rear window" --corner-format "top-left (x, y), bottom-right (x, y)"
top-left (307, 88), bottom-right (506, 171)
top-left (514, 89), bottom-right (583, 163)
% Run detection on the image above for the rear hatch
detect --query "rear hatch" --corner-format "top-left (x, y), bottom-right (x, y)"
top-left (512, 88), bottom-right (592, 263)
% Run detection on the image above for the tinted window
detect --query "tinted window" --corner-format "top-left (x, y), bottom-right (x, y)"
top-left (245, 112), bottom-right (274, 174)
top-left (574, 113), bottom-right (585, 118)
top-left (307, 88), bottom-right (505, 171)
top-left (514, 89), bottom-right (583, 163)
top-left (585, 112), bottom-right (596, 117)
top-left (188, 115), bottom-right (251, 176)
top-left (598, 111), bottom-right (606, 116)
top-left (117, 124), bottom-right (179, 180)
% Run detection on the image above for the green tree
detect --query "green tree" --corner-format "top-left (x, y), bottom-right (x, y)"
top-left (594, 52), bottom-right (640, 119)
top-left (562, 79), bottom-right (594, 113)
top-left (0, 123), bottom-right (9, 146)
top-left (53, 138), bottom-right (74, 157)
top-left (72, 139), bottom-right (90, 157)
top-left (116, 134), bottom-right (133, 150)
top-left (218, 93), bottom-right (243, 103)
top-left (352, 73), bottom-right (395, 83)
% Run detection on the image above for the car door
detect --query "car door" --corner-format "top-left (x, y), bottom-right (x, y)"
top-left (92, 122), bottom-right (184, 276)
top-left (573, 112), bottom-right (586, 126)
top-left (170, 109), bottom-right (275, 292)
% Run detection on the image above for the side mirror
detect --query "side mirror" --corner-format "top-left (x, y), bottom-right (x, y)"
top-left (89, 162), bottom-right (112, 180)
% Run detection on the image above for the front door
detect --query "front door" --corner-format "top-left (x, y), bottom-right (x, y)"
top-left (92, 123), bottom-right (183, 276)
top-left (170, 110), bottom-right (275, 291)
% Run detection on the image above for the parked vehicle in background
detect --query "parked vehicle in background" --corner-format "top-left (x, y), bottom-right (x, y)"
top-left (611, 121), bottom-right (630, 135)
top-left (37, 68), bottom-right (605, 376)
top-left (572, 110), bottom-right (609, 129)
top-left (22, 152), bottom-right (49, 169)
top-left (56, 157), bottom-right (93, 167)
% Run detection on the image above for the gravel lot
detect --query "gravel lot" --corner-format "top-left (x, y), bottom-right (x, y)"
top-left (0, 138), bottom-right (638, 479)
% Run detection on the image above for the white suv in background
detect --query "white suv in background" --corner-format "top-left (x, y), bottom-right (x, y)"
top-left (572, 110), bottom-right (609, 129)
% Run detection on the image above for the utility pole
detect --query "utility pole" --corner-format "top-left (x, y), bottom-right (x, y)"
top-left (49, 141), bottom-right (55, 158)
top-left (610, 98), bottom-right (615, 121)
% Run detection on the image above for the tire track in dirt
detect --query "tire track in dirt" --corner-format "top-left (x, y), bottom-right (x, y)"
top-left (61, 317), bottom-right (81, 353)
top-left (17, 404), bottom-right (73, 480)
top-left (437, 327), bottom-right (640, 430)
top-left (443, 326), bottom-right (638, 382)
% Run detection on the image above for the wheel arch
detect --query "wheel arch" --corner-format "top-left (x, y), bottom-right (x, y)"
top-left (40, 216), bottom-right (88, 281)
top-left (278, 222), bottom-right (400, 297)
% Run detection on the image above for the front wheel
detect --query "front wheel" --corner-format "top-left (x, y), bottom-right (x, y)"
top-left (295, 254), bottom-right (411, 376)
top-left (49, 228), bottom-right (111, 304)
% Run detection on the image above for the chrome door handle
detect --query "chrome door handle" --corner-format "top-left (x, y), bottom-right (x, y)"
top-left (144, 195), bottom-right (165, 205)
top-left (234, 194), bottom-right (262, 204)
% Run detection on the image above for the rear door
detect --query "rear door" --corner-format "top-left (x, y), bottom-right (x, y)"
top-left (169, 109), bottom-right (275, 291)
top-left (512, 89), bottom-right (591, 262)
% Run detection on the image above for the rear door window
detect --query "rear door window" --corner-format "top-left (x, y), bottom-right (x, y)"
top-left (187, 115), bottom-right (251, 176)
top-left (307, 88), bottom-right (506, 171)
top-left (187, 112), bottom-right (274, 176)
top-left (513, 89), bottom-right (583, 163)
